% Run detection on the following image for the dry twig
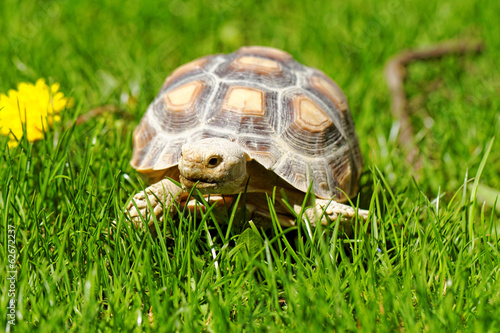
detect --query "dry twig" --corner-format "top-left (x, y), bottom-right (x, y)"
top-left (384, 40), bottom-right (484, 168)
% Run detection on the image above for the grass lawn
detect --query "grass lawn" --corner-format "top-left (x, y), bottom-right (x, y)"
top-left (1, 0), bottom-right (500, 331)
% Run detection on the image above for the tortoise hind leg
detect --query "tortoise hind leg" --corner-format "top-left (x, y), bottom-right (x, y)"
top-left (125, 179), bottom-right (183, 228)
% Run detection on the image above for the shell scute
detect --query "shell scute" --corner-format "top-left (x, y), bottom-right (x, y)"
top-left (236, 46), bottom-right (293, 63)
top-left (215, 47), bottom-right (296, 88)
top-left (222, 86), bottom-right (265, 116)
top-left (271, 156), bottom-right (310, 193)
top-left (237, 136), bottom-right (282, 169)
top-left (280, 91), bottom-right (346, 157)
top-left (131, 119), bottom-right (156, 170)
top-left (161, 55), bottom-right (214, 90)
top-left (230, 56), bottom-right (283, 76)
top-left (292, 94), bottom-right (333, 133)
top-left (309, 72), bottom-right (349, 113)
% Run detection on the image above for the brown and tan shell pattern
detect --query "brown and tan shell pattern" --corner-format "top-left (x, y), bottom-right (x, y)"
top-left (131, 46), bottom-right (363, 201)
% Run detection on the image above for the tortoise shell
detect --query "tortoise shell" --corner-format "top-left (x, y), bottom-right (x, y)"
top-left (131, 46), bottom-right (363, 201)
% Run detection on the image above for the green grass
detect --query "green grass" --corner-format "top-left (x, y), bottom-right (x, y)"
top-left (1, 0), bottom-right (500, 331)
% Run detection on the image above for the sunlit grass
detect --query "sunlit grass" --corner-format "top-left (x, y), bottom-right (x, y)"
top-left (1, 0), bottom-right (499, 331)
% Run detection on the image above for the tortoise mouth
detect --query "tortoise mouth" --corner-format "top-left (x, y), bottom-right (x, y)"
top-left (179, 175), bottom-right (219, 190)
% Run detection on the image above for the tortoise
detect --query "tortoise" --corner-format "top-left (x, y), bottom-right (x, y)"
top-left (126, 46), bottom-right (368, 228)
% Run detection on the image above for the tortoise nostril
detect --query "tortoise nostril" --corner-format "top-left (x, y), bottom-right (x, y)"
top-left (207, 156), bottom-right (221, 167)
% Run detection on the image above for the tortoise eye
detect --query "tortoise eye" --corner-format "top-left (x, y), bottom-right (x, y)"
top-left (207, 156), bottom-right (221, 167)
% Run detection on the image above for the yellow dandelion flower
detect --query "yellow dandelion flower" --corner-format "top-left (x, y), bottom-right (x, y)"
top-left (0, 78), bottom-right (74, 147)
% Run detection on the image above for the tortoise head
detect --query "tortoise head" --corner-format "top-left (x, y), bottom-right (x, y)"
top-left (179, 138), bottom-right (250, 194)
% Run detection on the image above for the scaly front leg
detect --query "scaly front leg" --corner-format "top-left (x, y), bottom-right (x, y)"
top-left (125, 179), bottom-right (183, 228)
top-left (296, 198), bottom-right (369, 226)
